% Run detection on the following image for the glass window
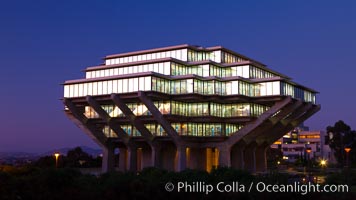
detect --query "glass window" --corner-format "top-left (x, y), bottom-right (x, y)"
top-left (163, 62), bottom-right (170, 75)
top-left (133, 66), bottom-right (138, 73)
top-left (100, 70), bottom-right (105, 77)
top-left (114, 68), bottom-right (119, 76)
top-left (78, 84), bottom-right (83, 96)
top-left (138, 65), bottom-right (143, 73)
top-left (107, 80), bottom-right (113, 94)
top-left (97, 82), bottom-right (103, 95)
top-left (88, 82), bottom-right (93, 95)
top-left (64, 85), bottom-right (69, 97)
top-left (112, 80), bottom-right (118, 93)
top-left (93, 82), bottom-right (98, 95)
top-left (105, 69), bottom-right (109, 77)
top-left (122, 79), bottom-right (128, 93)
top-left (145, 76), bottom-right (151, 90)
top-left (116, 79), bottom-right (122, 93)
top-left (231, 81), bottom-right (238, 95)
top-left (128, 78), bottom-right (134, 92)
top-left (226, 82), bottom-right (232, 95)
top-left (133, 78), bottom-right (139, 91)
top-left (272, 81), bottom-right (280, 95)
top-left (83, 83), bottom-right (88, 96)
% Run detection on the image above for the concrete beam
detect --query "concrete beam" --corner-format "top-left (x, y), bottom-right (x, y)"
top-left (255, 102), bottom-right (311, 145)
top-left (242, 100), bottom-right (303, 144)
top-left (226, 96), bottom-right (293, 148)
top-left (137, 91), bottom-right (183, 145)
top-left (86, 96), bottom-right (130, 144)
top-left (267, 104), bottom-right (321, 144)
top-left (111, 94), bottom-right (154, 142)
top-left (63, 98), bottom-right (107, 146)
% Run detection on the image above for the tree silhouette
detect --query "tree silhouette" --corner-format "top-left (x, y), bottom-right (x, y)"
top-left (327, 120), bottom-right (356, 166)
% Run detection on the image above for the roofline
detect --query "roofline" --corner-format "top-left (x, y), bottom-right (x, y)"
top-left (63, 72), bottom-right (317, 93)
top-left (206, 46), bottom-right (266, 67)
top-left (105, 44), bottom-right (191, 59)
top-left (85, 57), bottom-right (290, 80)
top-left (103, 44), bottom-right (266, 67)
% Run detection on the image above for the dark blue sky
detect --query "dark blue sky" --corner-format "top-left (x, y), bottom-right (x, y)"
top-left (1, 0), bottom-right (355, 152)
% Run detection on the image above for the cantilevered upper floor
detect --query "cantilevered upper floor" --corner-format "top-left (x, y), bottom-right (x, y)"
top-left (63, 44), bottom-right (317, 103)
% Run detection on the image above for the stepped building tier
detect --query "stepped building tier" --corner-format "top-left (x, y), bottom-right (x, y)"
top-left (62, 44), bottom-right (320, 173)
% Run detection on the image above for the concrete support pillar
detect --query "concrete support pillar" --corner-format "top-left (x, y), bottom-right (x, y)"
top-left (151, 145), bottom-right (161, 168)
top-left (255, 144), bottom-right (268, 172)
top-left (118, 147), bottom-right (127, 171)
top-left (231, 144), bottom-right (245, 169)
top-left (127, 146), bottom-right (137, 172)
top-left (175, 145), bottom-right (186, 171)
top-left (137, 148), bottom-right (143, 171)
top-left (102, 144), bottom-right (115, 173)
top-left (187, 148), bottom-right (206, 170)
top-left (218, 146), bottom-right (231, 168)
top-left (141, 147), bottom-right (152, 170)
top-left (244, 143), bottom-right (256, 172)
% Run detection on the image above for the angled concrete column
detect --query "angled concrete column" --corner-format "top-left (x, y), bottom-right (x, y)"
top-left (102, 144), bottom-right (115, 173)
top-left (86, 96), bottom-right (129, 144)
top-left (137, 91), bottom-right (183, 145)
top-left (111, 94), bottom-right (153, 143)
top-left (226, 96), bottom-right (293, 147)
top-left (267, 104), bottom-right (321, 144)
top-left (255, 143), bottom-right (268, 172)
top-left (244, 143), bottom-right (256, 172)
top-left (218, 146), bottom-right (231, 168)
top-left (242, 100), bottom-right (303, 144)
top-left (176, 145), bottom-right (187, 171)
top-left (63, 98), bottom-right (107, 146)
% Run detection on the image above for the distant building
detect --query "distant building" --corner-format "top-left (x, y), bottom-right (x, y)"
top-left (272, 129), bottom-right (335, 163)
top-left (62, 44), bottom-right (320, 173)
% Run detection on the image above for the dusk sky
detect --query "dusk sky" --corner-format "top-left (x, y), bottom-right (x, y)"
top-left (1, 0), bottom-right (355, 153)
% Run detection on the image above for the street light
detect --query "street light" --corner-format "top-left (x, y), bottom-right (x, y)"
top-left (306, 148), bottom-right (312, 175)
top-left (344, 147), bottom-right (351, 168)
top-left (320, 159), bottom-right (327, 167)
top-left (54, 152), bottom-right (60, 168)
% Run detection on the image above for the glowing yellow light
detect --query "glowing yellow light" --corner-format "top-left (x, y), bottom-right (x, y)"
top-left (54, 152), bottom-right (60, 168)
top-left (344, 147), bottom-right (351, 153)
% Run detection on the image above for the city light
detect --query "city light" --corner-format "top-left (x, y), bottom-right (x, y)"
top-left (344, 147), bottom-right (351, 153)
top-left (320, 159), bottom-right (327, 167)
top-left (54, 152), bottom-right (60, 168)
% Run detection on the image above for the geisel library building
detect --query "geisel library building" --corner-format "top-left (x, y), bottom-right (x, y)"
top-left (63, 44), bottom-right (320, 173)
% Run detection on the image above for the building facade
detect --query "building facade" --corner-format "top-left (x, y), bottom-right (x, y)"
top-left (272, 130), bottom-right (335, 163)
top-left (63, 44), bottom-right (320, 173)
